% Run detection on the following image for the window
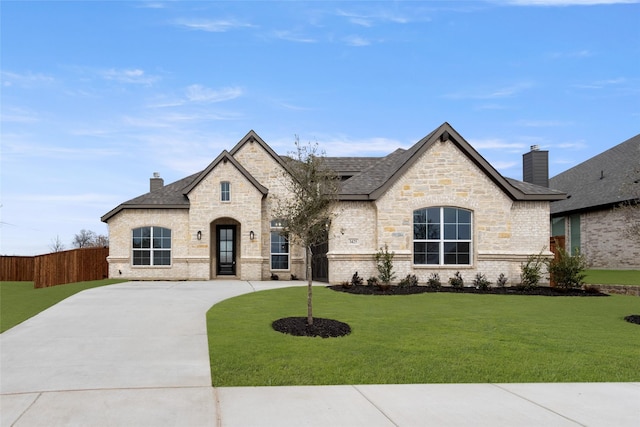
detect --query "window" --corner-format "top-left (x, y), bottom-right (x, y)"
top-left (132, 227), bottom-right (171, 266)
top-left (221, 181), bottom-right (230, 201)
top-left (413, 207), bottom-right (472, 265)
top-left (270, 219), bottom-right (289, 270)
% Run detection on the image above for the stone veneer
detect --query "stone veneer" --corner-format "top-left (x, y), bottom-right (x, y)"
top-left (327, 140), bottom-right (552, 285)
top-left (106, 134), bottom-right (555, 284)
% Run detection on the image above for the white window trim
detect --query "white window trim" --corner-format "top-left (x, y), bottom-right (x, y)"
top-left (270, 220), bottom-right (290, 271)
top-left (413, 207), bottom-right (473, 266)
top-left (132, 226), bottom-right (172, 267)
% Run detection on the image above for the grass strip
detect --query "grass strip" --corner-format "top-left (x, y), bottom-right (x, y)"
top-left (584, 270), bottom-right (640, 286)
top-left (0, 279), bottom-right (126, 333)
top-left (207, 286), bottom-right (640, 386)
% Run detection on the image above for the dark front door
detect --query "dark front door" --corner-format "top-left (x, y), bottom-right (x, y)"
top-left (217, 225), bottom-right (236, 275)
top-left (311, 236), bottom-right (328, 282)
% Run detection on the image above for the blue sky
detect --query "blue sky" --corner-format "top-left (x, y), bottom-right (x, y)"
top-left (2, 0), bottom-right (639, 255)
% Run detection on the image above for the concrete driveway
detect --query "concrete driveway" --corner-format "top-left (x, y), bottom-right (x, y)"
top-left (1, 280), bottom-right (639, 426)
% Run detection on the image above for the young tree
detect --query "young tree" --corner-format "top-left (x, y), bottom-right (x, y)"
top-left (275, 138), bottom-right (339, 326)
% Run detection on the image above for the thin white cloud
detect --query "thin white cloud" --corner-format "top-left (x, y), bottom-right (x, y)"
top-left (573, 77), bottom-right (627, 89)
top-left (273, 30), bottom-right (317, 43)
top-left (336, 9), bottom-right (411, 26)
top-left (1, 70), bottom-right (54, 87)
top-left (344, 36), bottom-right (371, 47)
top-left (554, 141), bottom-right (587, 150)
top-left (185, 85), bottom-right (243, 103)
top-left (0, 107), bottom-right (39, 123)
top-left (100, 68), bottom-right (160, 85)
top-left (4, 141), bottom-right (120, 159)
top-left (270, 135), bottom-right (408, 156)
top-left (175, 19), bottom-right (254, 32)
top-left (468, 138), bottom-right (528, 151)
top-left (444, 82), bottom-right (534, 100)
top-left (548, 49), bottom-right (593, 59)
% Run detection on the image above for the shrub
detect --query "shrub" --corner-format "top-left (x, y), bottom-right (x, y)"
top-left (449, 271), bottom-right (464, 288)
top-left (473, 273), bottom-right (491, 290)
top-left (548, 247), bottom-right (587, 289)
top-left (427, 273), bottom-right (441, 289)
top-left (351, 271), bottom-right (364, 286)
top-left (341, 280), bottom-right (352, 288)
top-left (519, 251), bottom-right (545, 290)
top-left (366, 276), bottom-right (379, 287)
top-left (375, 244), bottom-right (396, 287)
top-left (496, 273), bottom-right (508, 288)
top-left (399, 274), bottom-right (419, 288)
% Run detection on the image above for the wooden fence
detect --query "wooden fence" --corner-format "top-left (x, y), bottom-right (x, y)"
top-left (33, 247), bottom-right (109, 288)
top-left (0, 256), bottom-right (35, 281)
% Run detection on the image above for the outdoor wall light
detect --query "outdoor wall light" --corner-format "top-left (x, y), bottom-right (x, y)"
top-left (249, 230), bottom-right (255, 240)
top-left (197, 230), bottom-right (202, 240)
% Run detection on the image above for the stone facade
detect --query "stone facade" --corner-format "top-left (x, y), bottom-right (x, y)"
top-left (103, 125), bottom-right (560, 284)
top-left (328, 140), bottom-right (552, 285)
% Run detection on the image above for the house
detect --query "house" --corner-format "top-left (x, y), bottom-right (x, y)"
top-left (101, 122), bottom-right (565, 284)
top-left (549, 133), bottom-right (640, 269)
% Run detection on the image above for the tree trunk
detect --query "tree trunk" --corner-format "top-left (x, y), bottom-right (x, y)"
top-left (306, 245), bottom-right (313, 326)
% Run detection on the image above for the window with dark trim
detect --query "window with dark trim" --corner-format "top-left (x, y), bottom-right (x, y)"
top-left (221, 181), bottom-right (230, 201)
top-left (132, 226), bottom-right (171, 266)
top-left (413, 207), bottom-right (472, 265)
top-left (270, 219), bottom-right (289, 270)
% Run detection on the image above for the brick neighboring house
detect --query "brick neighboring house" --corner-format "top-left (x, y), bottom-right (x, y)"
top-left (101, 122), bottom-right (565, 283)
top-left (549, 133), bottom-right (640, 269)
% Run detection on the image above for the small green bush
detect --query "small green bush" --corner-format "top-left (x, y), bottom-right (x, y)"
top-left (473, 273), bottom-right (491, 290)
top-left (375, 244), bottom-right (396, 287)
top-left (449, 271), bottom-right (464, 288)
top-left (548, 247), bottom-right (587, 289)
top-left (497, 273), bottom-right (508, 288)
top-left (520, 251), bottom-right (545, 290)
top-left (398, 274), bottom-right (419, 288)
top-left (427, 273), bottom-right (441, 289)
top-left (367, 276), bottom-right (379, 287)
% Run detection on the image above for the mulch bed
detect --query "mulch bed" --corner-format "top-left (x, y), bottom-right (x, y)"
top-left (328, 284), bottom-right (609, 297)
top-left (624, 315), bottom-right (640, 325)
top-left (272, 317), bottom-right (351, 338)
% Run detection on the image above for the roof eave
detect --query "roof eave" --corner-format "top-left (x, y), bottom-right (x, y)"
top-left (101, 204), bottom-right (190, 223)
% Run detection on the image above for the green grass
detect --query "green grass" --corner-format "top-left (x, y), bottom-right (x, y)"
top-left (0, 279), bottom-right (126, 333)
top-left (584, 270), bottom-right (640, 286)
top-left (207, 286), bottom-right (640, 386)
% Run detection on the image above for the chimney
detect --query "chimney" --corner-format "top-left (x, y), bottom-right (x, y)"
top-left (522, 145), bottom-right (549, 187)
top-left (150, 172), bottom-right (164, 192)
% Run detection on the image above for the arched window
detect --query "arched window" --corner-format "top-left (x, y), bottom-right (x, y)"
top-left (270, 219), bottom-right (289, 270)
top-left (413, 207), bottom-right (472, 265)
top-left (132, 227), bottom-right (171, 266)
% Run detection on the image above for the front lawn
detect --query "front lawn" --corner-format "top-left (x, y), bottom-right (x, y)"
top-left (0, 279), bottom-right (125, 333)
top-left (207, 286), bottom-right (640, 386)
top-left (584, 269), bottom-right (640, 286)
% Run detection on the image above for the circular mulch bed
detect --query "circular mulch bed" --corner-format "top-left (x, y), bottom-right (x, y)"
top-left (624, 315), bottom-right (640, 325)
top-left (272, 317), bottom-right (351, 338)
top-left (328, 284), bottom-right (609, 297)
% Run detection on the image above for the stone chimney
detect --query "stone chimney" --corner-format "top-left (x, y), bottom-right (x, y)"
top-left (150, 172), bottom-right (164, 192)
top-left (522, 145), bottom-right (549, 187)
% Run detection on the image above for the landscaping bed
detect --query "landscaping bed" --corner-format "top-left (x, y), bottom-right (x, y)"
top-left (328, 284), bottom-right (609, 297)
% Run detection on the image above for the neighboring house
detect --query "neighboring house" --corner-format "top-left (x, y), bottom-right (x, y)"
top-left (101, 122), bottom-right (565, 284)
top-left (549, 134), bottom-right (640, 269)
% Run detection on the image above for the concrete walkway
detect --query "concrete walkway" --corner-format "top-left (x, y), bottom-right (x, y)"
top-left (1, 281), bottom-right (638, 426)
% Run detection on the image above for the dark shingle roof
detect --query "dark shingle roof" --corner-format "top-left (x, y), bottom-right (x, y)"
top-left (549, 133), bottom-right (640, 215)
top-left (102, 123), bottom-right (567, 222)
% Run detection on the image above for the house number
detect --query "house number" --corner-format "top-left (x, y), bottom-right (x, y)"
top-left (349, 238), bottom-right (358, 244)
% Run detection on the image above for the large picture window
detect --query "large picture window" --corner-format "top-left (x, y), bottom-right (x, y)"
top-left (413, 207), bottom-right (472, 265)
top-left (132, 226), bottom-right (171, 266)
top-left (270, 219), bottom-right (289, 270)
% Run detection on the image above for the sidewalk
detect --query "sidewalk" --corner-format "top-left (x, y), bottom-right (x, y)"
top-left (2, 281), bottom-right (638, 426)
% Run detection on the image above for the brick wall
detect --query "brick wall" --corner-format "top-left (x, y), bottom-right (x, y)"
top-left (580, 208), bottom-right (640, 269)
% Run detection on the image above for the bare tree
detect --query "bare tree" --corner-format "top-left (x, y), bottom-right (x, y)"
top-left (93, 234), bottom-right (109, 247)
top-left (73, 229), bottom-right (96, 248)
top-left (49, 235), bottom-right (66, 252)
top-left (274, 138), bottom-right (339, 326)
